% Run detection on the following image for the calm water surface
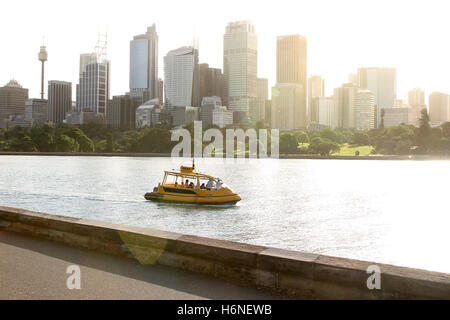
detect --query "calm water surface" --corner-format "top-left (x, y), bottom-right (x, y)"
top-left (0, 156), bottom-right (449, 273)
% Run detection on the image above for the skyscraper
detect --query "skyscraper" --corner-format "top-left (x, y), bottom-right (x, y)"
top-left (223, 21), bottom-right (257, 124)
top-left (76, 53), bottom-right (110, 114)
top-left (48, 81), bottom-right (72, 123)
top-left (272, 34), bottom-right (307, 129)
top-left (130, 25), bottom-right (159, 101)
top-left (308, 75), bottom-right (325, 124)
top-left (357, 67), bottom-right (397, 126)
top-left (164, 46), bottom-right (199, 109)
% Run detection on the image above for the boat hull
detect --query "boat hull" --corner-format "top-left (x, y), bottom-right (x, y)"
top-left (144, 192), bottom-right (241, 205)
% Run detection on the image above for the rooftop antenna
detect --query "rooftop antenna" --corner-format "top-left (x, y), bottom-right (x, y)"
top-left (94, 26), bottom-right (108, 62)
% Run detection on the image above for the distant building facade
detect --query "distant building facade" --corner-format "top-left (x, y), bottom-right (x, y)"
top-left (25, 98), bottom-right (48, 126)
top-left (171, 106), bottom-right (199, 127)
top-left (164, 46), bottom-right (199, 108)
top-left (383, 107), bottom-right (416, 127)
top-left (318, 96), bottom-right (337, 128)
top-left (106, 95), bottom-right (140, 129)
top-left (354, 90), bottom-right (376, 130)
top-left (357, 67), bottom-right (397, 126)
top-left (199, 63), bottom-right (224, 108)
top-left (271, 83), bottom-right (304, 130)
top-left (212, 106), bottom-right (233, 128)
top-left (429, 92), bottom-right (450, 123)
top-left (223, 20), bottom-right (257, 124)
top-left (201, 96), bottom-right (222, 128)
top-left (0, 80), bottom-right (29, 122)
top-left (253, 78), bottom-right (268, 124)
top-left (48, 81), bottom-right (72, 123)
top-left (308, 75), bottom-right (325, 124)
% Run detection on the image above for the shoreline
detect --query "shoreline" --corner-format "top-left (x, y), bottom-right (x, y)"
top-left (0, 151), bottom-right (449, 161)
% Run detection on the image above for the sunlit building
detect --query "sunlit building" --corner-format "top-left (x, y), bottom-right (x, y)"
top-left (223, 20), bottom-right (257, 124)
top-left (318, 96), bottom-right (337, 128)
top-left (354, 90), bottom-right (376, 130)
top-left (273, 34), bottom-right (307, 129)
top-left (357, 67), bottom-right (397, 126)
top-left (429, 92), bottom-right (450, 123)
top-left (308, 75), bottom-right (325, 124)
top-left (271, 83), bottom-right (304, 130)
top-left (383, 107), bottom-right (416, 127)
top-left (164, 46), bottom-right (199, 108)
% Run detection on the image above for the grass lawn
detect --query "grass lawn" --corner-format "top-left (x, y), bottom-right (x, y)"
top-left (332, 144), bottom-right (375, 156)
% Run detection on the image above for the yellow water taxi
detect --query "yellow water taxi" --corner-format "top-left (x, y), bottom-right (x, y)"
top-left (144, 161), bottom-right (242, 205)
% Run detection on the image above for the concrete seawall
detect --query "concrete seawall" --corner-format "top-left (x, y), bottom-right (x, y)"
top-left (0, 206), bottom-right (449, 299)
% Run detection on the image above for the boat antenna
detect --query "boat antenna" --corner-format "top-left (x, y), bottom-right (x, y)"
top-left (192, 158), bottom-right (195, 170)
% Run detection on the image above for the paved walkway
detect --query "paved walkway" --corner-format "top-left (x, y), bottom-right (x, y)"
top-left (0, 231), bottom-right (279, 300)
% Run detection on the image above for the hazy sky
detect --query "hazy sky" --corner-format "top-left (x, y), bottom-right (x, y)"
top-left (1, 0), bottom-right (449, 103)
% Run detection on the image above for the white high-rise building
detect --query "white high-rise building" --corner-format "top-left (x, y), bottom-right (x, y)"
top-left (76, 53), bottom-right (110, 114)
top-left (164, 46), bottom-right (199, 109)
top-left (223, 21), bottom-right (257, 124)
top-left (130, 24), bottom-right (159, 100)
top-left (354, 90), bottom-right (376, 130)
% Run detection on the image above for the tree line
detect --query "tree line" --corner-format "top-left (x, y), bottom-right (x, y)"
top-left (0, 110), bottom-right (449, 156)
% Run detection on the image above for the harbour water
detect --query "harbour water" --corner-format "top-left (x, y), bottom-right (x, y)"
top-left (0, 156), bottom-right (449, 273)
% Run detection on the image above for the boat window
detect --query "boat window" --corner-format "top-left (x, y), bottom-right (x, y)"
top-left (164, 174), bottom-right (179, 186)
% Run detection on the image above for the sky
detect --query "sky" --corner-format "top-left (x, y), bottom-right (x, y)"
top-left (1, 0), bottom-right (449, 103)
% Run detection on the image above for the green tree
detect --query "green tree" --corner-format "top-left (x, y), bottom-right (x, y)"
top-left (308, 137), bottom-right (340, 156)
top-left (279, 133), bottom-right (299, 152)
top-left (55, 135), bottom-right (79, 152)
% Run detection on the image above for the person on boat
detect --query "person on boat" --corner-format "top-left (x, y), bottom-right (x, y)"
top-left (206, 179), bottom-right (214, 190)
top-left (185, 180), bottom-right (189, 188)
top-left (189, 182), bottom-right (194, 189)
top-left (200, 183), bottom-right (205, 190)
top-left (175, 182), bottom-right (178, 188)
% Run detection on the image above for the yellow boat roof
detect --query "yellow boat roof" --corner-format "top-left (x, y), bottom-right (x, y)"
top-left (164, 167), bottom-right (218, 180)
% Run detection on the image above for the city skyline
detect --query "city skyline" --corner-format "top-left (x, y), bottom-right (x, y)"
top-left (1, 0), bottom-right (450, 103)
